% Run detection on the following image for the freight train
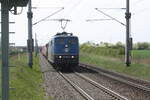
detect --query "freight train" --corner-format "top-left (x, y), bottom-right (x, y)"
top-left (41, 32), bottom-right (79, 70)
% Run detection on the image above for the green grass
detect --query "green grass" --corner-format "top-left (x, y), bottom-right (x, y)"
top-left (0, 58), bottom-right (1, 100)
top-left (132, 50), bottom-right (150, 59)
top-left (131, 50), bottom-right (150, 65)
top-left (9, 53), bottom-right (45, 100)
top-left (80, 51), bottom-right (150, 81)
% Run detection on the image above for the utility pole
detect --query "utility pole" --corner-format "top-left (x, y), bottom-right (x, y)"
top-left (27, 0), bottom-right (34, 68)
top-left (125, 0), bottom-right (131, 66)
top-left (95, 6), bottom-right (132, 66)
top-left (1, 0), bottom-right (9, 99)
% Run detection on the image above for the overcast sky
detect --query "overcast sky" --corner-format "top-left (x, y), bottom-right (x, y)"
top-left (6, 0), bottom-right (150, 46)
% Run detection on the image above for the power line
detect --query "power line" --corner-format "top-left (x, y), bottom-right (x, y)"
top-left (95, 8), bottom-right (126, 26)
top-left (132, 7), bottom-right (150, 15)
top-left (86, 19), bottom-right (113, 22)
top-left (131, 0), bottom-right (149, 16)
top-left (96, 8), bottom-right (126, 10)
top-left (33, 7), bottom-right (64, 25)
top-left (133, 0), bottom-right (146, 5)
top-left (32, 7), bottom-right (63, 9)
top-left (44, 18), bottom-right (71, 31)
top-left (63, 0), bottom-right (84, 18)
top-left (132, 0), bottom-right (147, 8)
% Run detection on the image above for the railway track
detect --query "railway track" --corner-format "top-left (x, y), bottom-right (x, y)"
top-left (59, 71), bottom-right (128, 100)
top-left (79, 63), bottom-right (150, 93)
top-left (40, 54), bottom-right (150, 99)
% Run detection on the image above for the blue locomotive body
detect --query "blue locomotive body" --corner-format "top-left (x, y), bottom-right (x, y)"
top-left (48, 32), bottom-right (79, 69)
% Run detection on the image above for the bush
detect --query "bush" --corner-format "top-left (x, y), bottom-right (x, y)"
top-left (133, 42), bottom-right (150, 50)
top-left (80, 42), bottom-right (125, 57)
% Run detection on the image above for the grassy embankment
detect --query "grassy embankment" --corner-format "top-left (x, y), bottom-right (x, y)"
top-left (9, 53), bottom-right (45, 100)
top-left (0, 58), bottom-right (1, 100)
top-left (80, 46), bottom-right (150, 81)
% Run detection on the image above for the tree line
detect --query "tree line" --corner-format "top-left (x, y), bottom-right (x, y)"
top-left (80, 41), bottom-right (150, 50)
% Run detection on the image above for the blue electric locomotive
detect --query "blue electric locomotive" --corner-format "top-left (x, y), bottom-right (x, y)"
top-left (48, 32), bottom-right (79, 70)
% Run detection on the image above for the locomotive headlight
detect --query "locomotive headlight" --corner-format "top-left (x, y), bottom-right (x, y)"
top-left (71, 56), bottom-right (74, 58)
top-left (64, 48), bottom-right (69, 52)
top-left (65, 45), bottom-right (68, 47)
top-left (59, 56), bottom-right (62, 58)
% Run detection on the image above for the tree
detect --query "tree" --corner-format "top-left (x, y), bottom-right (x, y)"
top-left (115, 42), bottom-right (124, 48)
top-left (136, 42), bottom-right (150, 50)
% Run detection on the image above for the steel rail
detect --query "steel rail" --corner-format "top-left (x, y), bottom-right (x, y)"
top-left (80, 63), bottom-right (150, 83)
top-left (79, 63), bottom-right (150, 93)
top-left (74, 72), bottom-right (128, 100)
top-left (58, 72), bottom-right (94, 100)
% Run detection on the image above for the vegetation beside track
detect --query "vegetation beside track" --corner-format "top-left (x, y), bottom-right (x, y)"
top-left (0, 58), bottom-right (1, 100)
top-left (9, 53), bottom-right (44, 100)
top-left (80, 42), bottom-right (150, 81)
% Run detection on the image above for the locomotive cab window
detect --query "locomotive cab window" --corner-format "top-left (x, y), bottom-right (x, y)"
top-left (68, 38), bottom-right (77, 44)
top-left (56, 38), bottom-right (65, 44)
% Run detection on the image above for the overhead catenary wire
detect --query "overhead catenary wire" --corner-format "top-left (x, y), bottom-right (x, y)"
top-left (44, 18), bottom-right (71, 31)
top-left (131, 0), bottom-right (150, 16)
top-left (32, 7), bottom-right (63, 9)
top-left (96, 8), bottom-right (126, 10)
top-left (86, 19), bottom-right (113, 22)
top-left (132, 7), bottom-right (150, 16)
top-left (95, 8), bottom-right (126, 26)
top-left (33, 0), bottom-right (83, 26)
top-left (131, 0), bottom-right (147, 12)
top-left (62, 0), bottom-right (84, 18)
top-left (132, 0), bottom-right (146, 6)
top-left (33, 7), bottom-right (64, 25)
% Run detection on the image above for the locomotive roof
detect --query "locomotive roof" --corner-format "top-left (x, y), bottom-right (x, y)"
top-left (53, 32), bottom-right (78, 38)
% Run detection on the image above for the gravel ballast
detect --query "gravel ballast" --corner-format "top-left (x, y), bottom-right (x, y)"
top-left (75, 65), bottom-right (150, 100)
top-left (40, 54), bottom-right (85, 100)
